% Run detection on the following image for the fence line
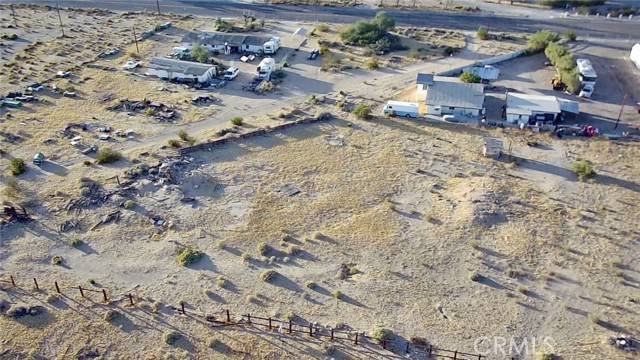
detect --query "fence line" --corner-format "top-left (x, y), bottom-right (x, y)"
top-left (1, 274), bottom-right (487, 359)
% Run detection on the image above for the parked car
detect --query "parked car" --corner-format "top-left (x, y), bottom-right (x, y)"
top-left (308, 49), bottom-right (319, 60)
top-left (223, 67), bottom-right (240, 81)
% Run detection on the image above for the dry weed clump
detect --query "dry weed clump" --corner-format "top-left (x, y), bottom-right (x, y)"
top-left (260, 270), bottom-right (278, 283)
top-left (164, 331), bottom-right (181, 345)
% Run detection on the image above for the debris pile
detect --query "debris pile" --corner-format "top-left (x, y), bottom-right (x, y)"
top-left (107, 99), bottom-right (177, 121)
top-left (65, 178), bottom-right (111, 213)
top-left (1, 204), bottom-right (31, 225)
top-left (610, 335), bottom-right (637, 352)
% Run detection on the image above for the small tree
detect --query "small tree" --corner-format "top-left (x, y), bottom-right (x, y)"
top-left (9, 158), bottom-right (26, 176)
top-left (477, 26), bottom-right (489, 40)
top-left (191, 45), bottom-right (210, 63)
top-left (460, 72), bottom-right (481, 83)
top-left (572, 160), bottom-right (595, 181)
top-left (564, 30), bottom-right (577, 41)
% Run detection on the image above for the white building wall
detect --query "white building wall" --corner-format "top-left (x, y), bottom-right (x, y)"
top-left (429, 105), bottom-right (480, 117)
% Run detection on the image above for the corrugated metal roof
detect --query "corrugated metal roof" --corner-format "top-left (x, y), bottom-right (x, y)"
top-left (148, 58), bottom-right (215, 76)
top-left (182, 32), bottom-right (273, 47)
top-left (425, 80), bottom-right (485, 109)
top-left (416, 73), bottom-right (434, 85)
top-left (462, 65), bottom-right (500, 80)
top-left (506, 93), bottom-right (561, 115)
top-left (558, 98), bottom-right (580, 114)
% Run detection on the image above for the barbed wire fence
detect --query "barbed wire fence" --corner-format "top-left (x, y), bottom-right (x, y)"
top-left (1, 274), bottom-right (488, 359)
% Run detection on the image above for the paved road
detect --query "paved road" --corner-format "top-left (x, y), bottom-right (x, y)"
top-left (3, 0), bottom-right (640, 40)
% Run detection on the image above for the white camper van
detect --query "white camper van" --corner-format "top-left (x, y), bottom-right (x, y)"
top-left (257, 58), bottom-right (276, 80)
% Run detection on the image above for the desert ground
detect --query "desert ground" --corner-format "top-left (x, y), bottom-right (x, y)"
top-left (1, 3), bottom-right (640, 360)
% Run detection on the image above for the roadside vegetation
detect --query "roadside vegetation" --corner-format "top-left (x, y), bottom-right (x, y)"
top-left (9, 158), bottom-right (26, 176)
top-left (526, 30), bottom-right (580, 93)
top-left (340, 12), bottom-right (402, 53)
top-left (460, 72), bottom-right (481, 83)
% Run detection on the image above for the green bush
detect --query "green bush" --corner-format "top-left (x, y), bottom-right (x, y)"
top-left (178, 130), bottom-right (195, 146)
top-left (572, 160), bottom-right (596, 181)
top-left (164, 331), bottom-right (181, 345)
top-left (214, 18), bottom-right (233, 32)
top-left (460, 72), bottom-right (481, 83)
top-left (191, 45), bottom-right (210, 63)
top-left (352, 104), bottom-right (371, 119)
top-left (96, 148), bottom-right (122, 165)
top-left (477, 26), bottom-right (489, 40)
top-left (177, 246), bottom-right (203, 266)
top-left (321, 53), bottom-right (342, 71)
top-left (319, 44), bottom-right (330, 55)
top-left (9, 158), bottom-right (26, 176)
top-left (371, 327), bottom-right (395, 342)
top-left (168, 139), bottom-right (182, 148)
top-left (564, 30), bottom-right (577, 41)
top-left (526, 30), bottom-right (560, 53)
top-left (123, 200), bottom-right (136, 209)
top-left (231, 116), bottom-right (243, 126)
top-left (144, 107), bottom-right (156, 116)
top-left (340, 12), bottom-right (401, 52)
top-left (561, 68), bottom-right (581, 94)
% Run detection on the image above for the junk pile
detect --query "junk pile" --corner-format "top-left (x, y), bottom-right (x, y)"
top-left (609, 334), bottom-right (636, 352)
top-left (123, 157), bottom-right (193, 186)
top-left (107, 99), bottom-right (177, 121)
top-left (65, 178), bottom-right (112, 213)
top-left (1, 204), bottom-right (31, 226)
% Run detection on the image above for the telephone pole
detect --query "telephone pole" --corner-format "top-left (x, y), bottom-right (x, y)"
top-left (614, 93), bottom-right (628, 129)
top-left (132, 27), bottom-right (139, 53)
top-left (156, 0), bottom-right (161, 15)
top-left (56, 2), bottom-right (65, 37)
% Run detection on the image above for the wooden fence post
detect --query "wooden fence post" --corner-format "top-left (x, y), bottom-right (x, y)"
top-left (55, 281), bottom-right (61, 294)
top-left (78, 285), bottom-right (85, 298)
top-left (268, 317), bottom-right (272, 330)
top-left (308, 323), bottom-right (313, 337)
top-left (453, 350), bottom-right (458, 360)
top-left (289, 319), bottom-right (292, 334)
top-left (354, 332), bottom-right (358, 345)
top-left (33, 278), bottom-right (39, 290)
top-left (247, 313), bottom-right (251, 324)
top-left (382, 340), bottom-right (386, 349)
top-left (406, 341), bottom-right (410, 354)
top-left (331, 328), bottom-right (334, 341)
top-left (226, 309), bottom-right (231, 323)
top-left (102, 289), bottom-right (108, 302)
top-left (181, 302), bottom-right (185, 315)
top-left (128, 293), bottom-right (134, 306)
top-left (10, 275), bottom-right (16, 287)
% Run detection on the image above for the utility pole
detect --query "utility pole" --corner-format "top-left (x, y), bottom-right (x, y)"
top-left (10, 5), bottom-right (18, 28)
top-left (132, 26), bottom-right (139, 53)
top-left (56, 2), bottom-right (65, 37)
top-left (156, 0), bottom-right (161, 15)
top-left (614, 93), bottom-right (628, 129)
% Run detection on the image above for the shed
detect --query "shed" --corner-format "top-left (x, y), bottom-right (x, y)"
top-left (462, 65), bottom-right (500, 82)
top-left (182, 31), bottom-right (277, 54)
top-left (506, 92), bottom-right (563, 125)
top-left (33, 152), bottom-right (45, 165)
top-left (145, 58), bottom-right (217, 83)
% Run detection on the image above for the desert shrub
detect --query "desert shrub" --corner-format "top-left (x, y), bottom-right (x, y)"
top-left (332, 290), bottom-right (342, 299)
top-left (164, 331), bottom-right (181, 345)
top-left (123, 200), bottom-right (136, 209)
top-left (340, 12), bottom-right (401, 52)
top-left (364, 57), bottom-right (380, 70)
top-left (9, 158), bottom-right (26, 176)
top-left (231, 116), bottom-right (243, 126)
top-left (587, 313), bottom-right (601, 324)
top-left (285, 245), bottom-right (301, 256)
top-left (128, 51), bottom-right (141, 59)
top-left (536, 353), bottom-right (556, 360)
top-left (305, 281), bottom-right (317, 289)
top-left (144, 107), bottom-right (156, 116)
top-left (103, 310), bottom-right (120, 322)
top-left (257, 242), bottom-right (268, 256)
top-left (178, 130), bottom-right (195, 145)
top-left (52, 256), bottom-right (64, 266)
top-left (352, 104), bottom-right (371, 119)
top-left (260, 270), bottom-right (278, 282)
top-left (468, 270), bottom-right (481, 281)
top-left (1, 34), bottom-right (18, 40)
top-left (460, 72), bottom-right (481, 83)
top-left (177, 246), bottom-right (203, 266)
top-left (168, 139), bottom-right (182, 148)
top-left (371, 327), bottom-right (395, 342)
top-left (319, 44), bottom-right (330, 55)
top-left (216, 240), bottom-right (226, 250)
top-left (216, 276), bottom-right (228, 289)
top-left (316, 23), bottom-right (329, 32)
top-left (214, 18), bottom-right (233, 32)
top-left (284, 311), bottom-right (295, 322)
top-left (516, 285), bottom-right (529, 295)
top-left (526, 30), bottom-right (560, 53)
top-left (241, 252), bottom-right (253, 261)
top-left (321, 53), bottom-right (342, 71)
top-left (96, 148), bottom-right (122, 164)
top-left (477, 26), bottom-right (489, 40)
top-left (69, 238), bottom-right (83, 248)
top-left (572, 160), bottom-right (595, 181)
top-left (83, 160), bottom-right (92, 166)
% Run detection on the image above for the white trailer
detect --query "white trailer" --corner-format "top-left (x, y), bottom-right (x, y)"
top-left (631, 43), bottom-right (640, 70)
top-left (576, 58), bottom-right (597, 98)
top-left (263, 37), bottom-right (281, 55)
top-left (257, 57), bottom-right (276, 80)
top-left (383, 101), bottom-right (420, 118)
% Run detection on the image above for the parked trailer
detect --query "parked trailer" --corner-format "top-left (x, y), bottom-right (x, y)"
top-left (383, 101), bottom-right (420, 118)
